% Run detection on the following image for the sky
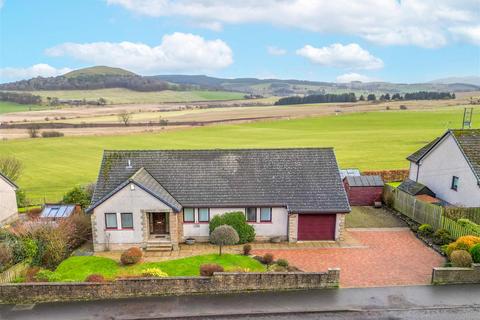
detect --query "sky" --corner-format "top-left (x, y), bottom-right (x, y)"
top-left (0, 0), bottom-right (479, 83)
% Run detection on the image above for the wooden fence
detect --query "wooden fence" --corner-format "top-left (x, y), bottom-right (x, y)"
top-left (0, 261), bottom-right (29, 284)
top-left (384, 185), bottom-right (480, 238)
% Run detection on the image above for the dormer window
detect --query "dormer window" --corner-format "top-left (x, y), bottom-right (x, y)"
top-left (126, 159), bottom-right (132, 169)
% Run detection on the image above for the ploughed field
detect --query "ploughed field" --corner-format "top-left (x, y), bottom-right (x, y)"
top-left (1, 106), bottom-right (478, 203)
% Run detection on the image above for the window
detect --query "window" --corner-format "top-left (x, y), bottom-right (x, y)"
top-left (121, 213), bottom-right (133, 229)
top-left (198, 208), bottom-right (210, 222)
top-left (183, 208), bottom-right (195, 223)
top-left (451, 176), bottom-right (459, 191)
top-left (260, 208), bottom-right (272, 222)
top-left (105, 213), bottom-right (117, 229)
top-left (246, 207), bottom-right (257, 222)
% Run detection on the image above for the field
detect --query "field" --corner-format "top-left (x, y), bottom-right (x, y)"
top-left (0, 101), bottom-right (48, 114)
top-left (23, 88), bottom-right (247, 104)
top-left (1, 105), bottom-right (478, 203)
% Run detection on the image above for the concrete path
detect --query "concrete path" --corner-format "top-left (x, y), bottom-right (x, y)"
top-left (1, 284), bottom-right (480, 319)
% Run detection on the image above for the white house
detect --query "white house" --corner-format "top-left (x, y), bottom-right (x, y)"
top-left (86, 148), bottom-right (351, 251)
top-left (406, 129), bottom-right (480, 207)
top-left (0, 172), bottom-right (18, 225)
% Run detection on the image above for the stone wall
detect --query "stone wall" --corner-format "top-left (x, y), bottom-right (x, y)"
top-left (288, 214), bottom-right (298, 242)
top-left (0, 270), bottom-right (340, 304)
top-left (363, 169), bottom-right (409, 182)
top-left (432, 264), bottom-right (480, 285)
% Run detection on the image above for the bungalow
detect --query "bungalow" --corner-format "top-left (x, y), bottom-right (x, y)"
top-left (406, 129), bottom-right (480, 207)
top-left (87, 148), bottom-right (351, 251)
top-left (0, 172), bottom-right (18, 225)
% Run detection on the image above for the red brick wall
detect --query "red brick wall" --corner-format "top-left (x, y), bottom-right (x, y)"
top-left (343, 180), bottom-right (383, 206)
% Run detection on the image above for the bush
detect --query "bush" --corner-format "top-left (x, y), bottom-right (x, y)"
top-left (200, 263), bottom-right (224, 276)
top-left (243, 244), bottom-right (252, 256)
top-left (25, 267), bottom-right (40, 282)
top-left (41, 131), bottom-right (64, 138)
top-left (209, 212), bottom-right (255, 244)
top-left (445, 241), bottom-right (470, 257)
top-left (142, 268), bottom-right (168, 277)
top-left (120, 247), bottom-right (143, 265)
top-left (210, 225), bottom-right (239, 255)
top-left (35, 269), bottom-right (61, 282)
top-left (469, 244), bottom-right (480, 263)
top-left (253, 255), bottom-right (264, 264)
top-left (418, 224), bottom-right (434, 237)
top-left (263, 253), bottom-right (274, 265)
top-left (21, 237), bottom-right (38, 260)
top-left (450, 250), bottom-right (473, 268)
top-left (456, 235), bottom-right (480, 249)
top-left (31, 224), bottom-right (69, 270)
top-left (0, 243), bottom-right (13, 270)
top-left (276, 259), bottom-right (289, 267)
top-left (433, 229), bottom-right (454, 245)
top-left (85, 274), bottom-right (106, 283)
top-left (60, 213), bottom-right (92, 250)
top-left (62, 184), bottom-right (94, 209)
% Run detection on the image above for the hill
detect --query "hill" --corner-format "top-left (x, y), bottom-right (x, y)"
top-left (64, 66), bottom-right (137, 78)
top-left (430, 76), bottom-right (480, 87)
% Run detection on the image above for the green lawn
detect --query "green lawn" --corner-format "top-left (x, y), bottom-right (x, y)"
top-left (23, 89), bottom-right (246, 104)
top-left (1, 106), bottom-right (478, 203)
top-left (51, 254), bottom-right (265, 281)
top-left (0, 101), bottom-right (47, 114)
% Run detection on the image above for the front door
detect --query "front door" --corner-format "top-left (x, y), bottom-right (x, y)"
top-left (149, 212), bottom-right (169, 234)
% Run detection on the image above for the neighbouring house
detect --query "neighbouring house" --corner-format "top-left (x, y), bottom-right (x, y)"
top-left (406, 129), bottom-right (480, 207)
top-left (40, 204), bottom-right (81, 220)
top-left (343, 175), bottom-right (384, 206)
top-left (87, 148), bottom-right (351, 251)
top-left (0, 172), bottom-right (18, 225)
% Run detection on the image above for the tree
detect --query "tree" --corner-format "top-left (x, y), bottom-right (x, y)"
top-left (118, 111), bottom-right (131, 126)
top-left (359, 95), bottom-right (365, 101)
top-left (27, 126), bottom-right (39, 138)
top-left (210, 225), bottom-right (239, 255)
top-left (367, 94), bottom-right (376, 101)
top-left (384, 93), bottom-right (391, 100)
top-left (98, 98), bottom-right (107, 105)
top-left (62, 184), bottom-right (94, 209)
top-left (0, 155), bottom-right (23, 182)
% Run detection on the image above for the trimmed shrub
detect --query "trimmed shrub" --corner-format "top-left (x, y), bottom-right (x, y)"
top-left (210, 225), bottom-right (239, 255)
top-left (200, 263), bottom-right (224, 276)
top-left (469, 243), bottom-right (480, 263)
top-left (456, 235), bottom-right (480, 249)
top-left (142, 268), bottom-right (168, 277)
top-left (0, 243), bottom-right (13, 270)
top-left (433, 229), bottom-right (454, 245)
top-left (120, 247), bottom-right (143, 265)
top-left (209, 212), bottom-right (255, 244)
top-left (243, 244), bottom-right (252, 256)
top-left (445, 241), bottom-right (470, 257)
top-left (85, 274), bottom-right (106, 283)
top-left (276, 259), bottom-right (289, 267)
top-left (35, 269), bottom-right (61, 282)
top-left (418, 224), bottom-right (434, 237)
top-left (263, 253), bottom-right (274, 265)
top-left (41, 131), bottom-right (64, 138)
top-left (457, 219), bottom-right (480, 234)
top-left (450, 250), bottom-right (473, 268)
top-left (253, 255), bottom-right (264, 264)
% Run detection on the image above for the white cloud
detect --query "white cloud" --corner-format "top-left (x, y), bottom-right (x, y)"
top-left (296, 43), bottom-right (384, 70)
top-left (336, 73), bottom-right (377, 83)
top-left (267, 46), bottom-right (287, 56)
top-left (0, 64), bottom-right (72, 82)
top-left (449, 25), bottom-right (480, 45)
top-left (106, 0), bottom-right (480, 47)
top-left (45, 32), bottom-right (233, 74)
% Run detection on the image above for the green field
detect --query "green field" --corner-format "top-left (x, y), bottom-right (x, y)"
top-left (0, 101), bottom-right (48, 114)
top-left (23, 88), bottom-right (246, 104)
top-left (1, 106), bottom-right (478, 203)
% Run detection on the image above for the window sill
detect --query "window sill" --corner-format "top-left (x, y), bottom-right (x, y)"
top-left (105, 228), bottom-right (134, 231)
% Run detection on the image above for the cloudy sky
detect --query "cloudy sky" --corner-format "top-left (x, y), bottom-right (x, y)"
top-left (0, 0), bottom-right (479, 83)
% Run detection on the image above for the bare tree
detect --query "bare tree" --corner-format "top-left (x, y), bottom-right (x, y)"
top-left (0, 155), bottom-right (23, 182)
top-left (118, 111), bottom-right (131, 126)
top-left (27, 126), bottom-right (39, 138)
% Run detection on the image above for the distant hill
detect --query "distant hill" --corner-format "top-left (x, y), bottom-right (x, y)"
top-left (429, 76), bottom-right (480, 87)
top-left (64, 66), bottom-right (137, 78)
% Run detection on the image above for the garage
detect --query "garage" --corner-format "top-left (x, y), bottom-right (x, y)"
top-left (298, 214), bottom-right (336, 240)
top-left (343, 175), bottom-right (384, 206)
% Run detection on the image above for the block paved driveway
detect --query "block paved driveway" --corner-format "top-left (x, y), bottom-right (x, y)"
top-left (254, 229), bottom-right (445, 288)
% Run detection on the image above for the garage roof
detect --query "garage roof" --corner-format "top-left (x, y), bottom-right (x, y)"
top-left (345, 175), bottom-right (384, 187)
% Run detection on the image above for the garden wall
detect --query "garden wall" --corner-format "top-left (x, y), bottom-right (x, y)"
top-left (363, 169), bottom-right (409, 182)
top-left (432, 264), bottom-right (480, 285)
top-left (0, 270), bottom-right (340, 304)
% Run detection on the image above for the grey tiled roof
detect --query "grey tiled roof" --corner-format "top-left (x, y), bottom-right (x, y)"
top-left (398, 179), bottom-right (435, 197)
top-left (345, 175), bottom-right (384, 187)
top-left (451, 129), bottom-right (480, 180)
top-left (89, 148), bottom-right (351, 213)
top-left (407, 137), bottom-right (441, 163)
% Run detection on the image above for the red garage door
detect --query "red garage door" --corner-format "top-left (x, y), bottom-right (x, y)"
top-left (298, 214), bottom-right (336, 241)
